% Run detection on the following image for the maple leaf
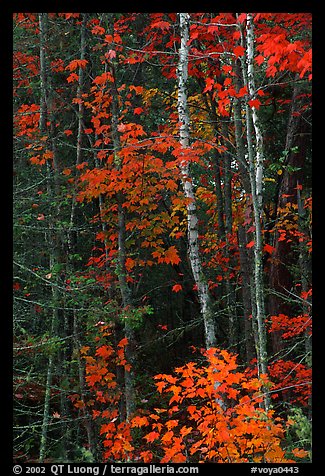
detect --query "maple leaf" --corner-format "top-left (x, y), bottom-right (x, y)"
top-left (118, 337), bottom-right (128, 347)
top-left (67, 73), bottom-right (79, 83)
top-left (156, 381), bottom-right (167, 393)
top-left (233, 45), bottom-right (245, 58)
top-left (80, 346), bottom-right (90, 355)
top-left (93, 72), bottom-right (114, 85)
top-left (292, 448), bottom-right (309, 459)
top-left (150, 21), bottom-right (171, 30)
top-left (248, 99), bottom-right (261, 109)
top-left (91, 25), bottom-right (106, 35)
top-left (76, 162), bottom-right (88, 170)
top-left (140, 450), bottom-right (153, 463)
top-left (64, 129), bottom-right (73, 136)
top-left (172, 284), bottom-right (182, 293)
top-left (131, 416), bottom-right (149, 428)
top-left (129, 85), bottom-right (143, 94)
top-left (237, 86), bottom-right (248, 98)
top-left (255, 55), bottom-right (265, 66)
top-left (92, 410), bottom-right (101, 419)
top-left (203, 77), bottom-right (214, 93)
top-left (237, 13), bottom-right (247, 23)
top-left (164, 246), bottom-right (181, 265)
top-left (66, 59), bottom-right (88, 72)
top-left (96, 345), bottom-right (114, 359)
top-left (134, 107), bottom-right (144, 115)
top-left (144, 431), bottom-right (160, 443)
top-left (106, 49), bottom-right (116, 60)
top-left (263, 244), bottom-right (276, 254)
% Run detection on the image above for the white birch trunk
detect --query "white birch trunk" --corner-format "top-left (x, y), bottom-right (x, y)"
top-left (240, 13), bottom-right (269, 410)
top-left (177, 13), bottom-right (216, 349)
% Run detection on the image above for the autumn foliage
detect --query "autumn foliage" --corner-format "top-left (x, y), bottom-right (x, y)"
top-left (71, 323), bottom-right (309, 463)
top-left (13, 11), bottom-right (311, 464)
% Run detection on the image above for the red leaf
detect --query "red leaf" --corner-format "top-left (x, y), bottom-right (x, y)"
top-left (237, 86), bottom-right (248, 98)
top-left (66, 59), bottom-right (88, 72)
top-left (150, 21), bottom-right (171, 30)
top-left (246, 240), bottom-right (255, 248)
top-left (233, 45), bottom-right (245, 58)
top-left (255, 55), bottom-right (265, 66)
top-left (237, 13), bottom-right (247, 23)
top-left (134, 107), bottom-right (144, 115)
top-left (203, 77), bottom-right (214, 93)
top-left (248, 99), bottom-right (261, 109)
top-left (172, 284), bottom-right (182, 293)
top-left (263, 244), bottom-right (276, 254)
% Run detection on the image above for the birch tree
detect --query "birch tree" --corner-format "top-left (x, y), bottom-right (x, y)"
top-left (239, 13), bottom-right (269, 409)
top-left (177, 13), bottom-right (217, 349)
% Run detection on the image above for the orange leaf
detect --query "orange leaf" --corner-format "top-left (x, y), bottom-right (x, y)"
top-left (67, 73), bottom-right (79, 83)
top-left (144, 431), bottom-right (160, 443)
top-left (164, 246), bottom-right (181, 265)
top-left (131, 416), bottom-right (149, 428)
top-left (292, 448), bottom-right (309, 459)
top-left (118, 337), bottom-right (128, 347)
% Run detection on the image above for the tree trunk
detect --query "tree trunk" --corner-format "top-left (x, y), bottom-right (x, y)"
top-left (38, 13), bottom-right (54, 462)
top-left (107, 14), bottom-right (136, 420)
top-left (238, 224), bottom-right (255, 364)
top-left (240, 13), bottom-right (269, 409)
top-left (268, 79), bottom-right (310, 355)
top-left (177, 13), bottom-right (217, 349)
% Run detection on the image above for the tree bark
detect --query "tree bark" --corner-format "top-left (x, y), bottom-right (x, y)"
top-left (177, 13), bottom-right (217, 349)
top-left (38, 13), bottom-right (54, 462)
top-left (107, 14), bottom-right (136, 420)
top-left (240, 13), bottom-right (269, 410)
top-left (268, 79), bottom-right (311, 354)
